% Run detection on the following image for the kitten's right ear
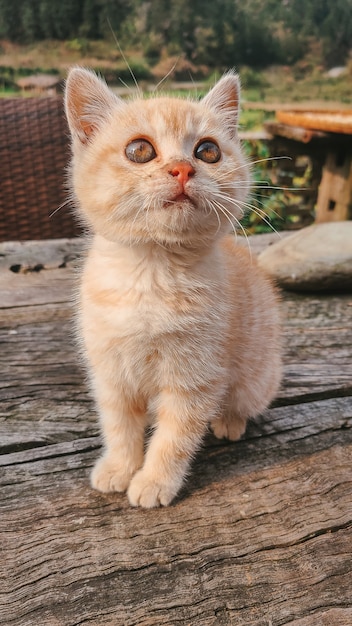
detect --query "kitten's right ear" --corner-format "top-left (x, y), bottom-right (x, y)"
top-left (65, 67), bottom-right (122, 144)
top-left (202, 71), bottom-right (241, 137)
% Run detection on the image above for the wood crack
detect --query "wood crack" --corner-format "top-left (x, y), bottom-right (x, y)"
top-left (274, 385), bottom-right (352, 407)
top-left (252, 520), bottom-right (352, 555)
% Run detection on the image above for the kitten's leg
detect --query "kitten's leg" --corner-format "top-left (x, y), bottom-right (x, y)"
top-left (90, 376), bottom-right (146, 493)
top-left (127, 388), bottom-right (213, 508)
top-left (211, 387), bottom-right (249, 441)
top-left (210, 412), bottom-right (247, 441)
top-left (211, 356), bottom-right (281, 441)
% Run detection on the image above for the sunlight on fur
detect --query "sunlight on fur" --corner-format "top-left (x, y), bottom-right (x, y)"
top-left (65, 68), bottom-right (282, 508)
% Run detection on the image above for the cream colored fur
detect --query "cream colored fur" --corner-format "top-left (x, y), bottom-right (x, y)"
top-left (65, 68), bottom-right (282, 508)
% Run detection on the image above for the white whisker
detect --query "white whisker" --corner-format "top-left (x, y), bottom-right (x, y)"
top-left (239, 200), bottom-right (282, 236)
top-left (117, 76), bottom-right (132, 91)
top-left (248, 195), bottom-right (284, 221)
top-left (204, 198), bottom-right (222, 236)
top-left (49, 199), bottom-right (71, 219)
top-left (211, 187), bottom-right (282, 238)
top-left (152, 59), bottom-right (179, 93)
top-left (212, 199), bottom-right (252, 259)
top-left (107, 18), bottom-right (142, 97)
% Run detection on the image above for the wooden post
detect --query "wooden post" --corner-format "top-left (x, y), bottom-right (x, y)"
top-left (315, 150), bottom-right (352, 222)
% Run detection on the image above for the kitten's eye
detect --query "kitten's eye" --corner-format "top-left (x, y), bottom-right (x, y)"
top-left (194, 140), bottom-right (221, 163)
top-left (125, 139), bottom-right (156, 163)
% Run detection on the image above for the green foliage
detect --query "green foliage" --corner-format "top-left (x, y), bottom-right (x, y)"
top-left (282, 0), bottom-right (352, 66)
top-left (0, 0), bottom-right (350, 69)
top-left (66, 38), bottom-right (90, 55)
top-left (0, 0), bottom-right (132, 43)
top-left (0, 64), bottom-right (17, 92)
top-left (241, 141), bottom-right (314, 234)
top-left (239, 67), bottom-right (270, 92)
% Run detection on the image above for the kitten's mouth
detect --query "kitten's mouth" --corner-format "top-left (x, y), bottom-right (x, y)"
top-left (174, 193), bottom-right (189, 202)
top-left (164, 193), bottom-right (194, 207)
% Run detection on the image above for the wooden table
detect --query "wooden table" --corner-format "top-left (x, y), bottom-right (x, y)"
top-left (265, 116), bottom-right (352, 224)
top-left (1, 236), bottom-right (351, 626)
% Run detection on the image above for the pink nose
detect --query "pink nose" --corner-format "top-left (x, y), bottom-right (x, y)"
top-left (169, 162), bottom-right (195, 185)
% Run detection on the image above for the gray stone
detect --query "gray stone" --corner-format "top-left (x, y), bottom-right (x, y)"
top-left (0, 238), bottom-right (85, 272)
top-left (257, 221), bottom-right (352, 292)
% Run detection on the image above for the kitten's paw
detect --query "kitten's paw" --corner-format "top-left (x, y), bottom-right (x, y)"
top-left (91, 456), bottom-right (134, 493)
top-left (211, 416), bottom-right (247, 441)
top-left (127, 470), bottom-right (178, 508)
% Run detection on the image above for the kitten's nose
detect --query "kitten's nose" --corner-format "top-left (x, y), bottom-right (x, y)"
top-left (169, 162), bottom-right (195, 185)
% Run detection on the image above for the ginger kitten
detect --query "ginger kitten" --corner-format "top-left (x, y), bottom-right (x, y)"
top-left (65, 68), bottom-right (282, 508)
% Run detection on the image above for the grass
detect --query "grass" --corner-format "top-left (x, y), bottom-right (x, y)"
top-left (1, 39), bottom-right (351, 104)
top-left (242, 65), bottom-right (352, 105)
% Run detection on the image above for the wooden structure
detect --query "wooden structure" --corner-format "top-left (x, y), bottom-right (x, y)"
top-left (266, 110), bottom-right (352, 224)
top-left (1, 236), bottom-right (351, 625)
top-left (16, 74), bottom-right (63, 96)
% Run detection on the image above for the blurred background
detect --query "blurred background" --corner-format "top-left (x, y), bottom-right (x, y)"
top-left (0, 0), bottom-right (351, 240)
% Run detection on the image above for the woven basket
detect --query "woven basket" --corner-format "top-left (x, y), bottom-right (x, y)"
top-left (0, 97), bottom-right (82, 241)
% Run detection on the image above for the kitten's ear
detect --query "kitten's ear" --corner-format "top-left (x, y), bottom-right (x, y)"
top-left (65, 67), bottom-right (122, 144)
top-left (202, 71), bottom-right (240, 137)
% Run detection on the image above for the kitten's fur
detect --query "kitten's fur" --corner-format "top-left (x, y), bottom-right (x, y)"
top-left (65, 68), bottom-right (282, 508)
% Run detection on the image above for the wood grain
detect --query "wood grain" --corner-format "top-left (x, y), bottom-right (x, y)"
top-left (1, 238), bottom-right (351, 626)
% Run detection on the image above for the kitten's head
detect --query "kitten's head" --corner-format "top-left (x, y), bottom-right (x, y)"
top-left (65, 68), bottom-right (250, 248)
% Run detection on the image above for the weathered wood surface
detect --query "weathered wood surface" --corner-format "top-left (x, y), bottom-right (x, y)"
top-left (1, 236), bottom-right (351, 626)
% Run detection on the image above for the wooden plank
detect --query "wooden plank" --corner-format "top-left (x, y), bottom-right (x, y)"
top-left (2, 434), bottom-right (351, 624)
top-left (264, 121), bottom-right (328, 144)
top-left (1, 237), bottom-right (351, 625)
top-left (275, 110), bottom-right (352, 136)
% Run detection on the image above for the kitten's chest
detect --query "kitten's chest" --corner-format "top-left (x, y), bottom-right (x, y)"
top-left (81, 250), bottom-right (218, 340)
top-left (80, 244), bottom-right (229, 392)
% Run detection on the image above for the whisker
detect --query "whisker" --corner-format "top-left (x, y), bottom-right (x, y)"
top-left (239, 201), bottom-right (282, 236)
top-left (107, 18), bottom-right (142, 97)
top-left (212, 199), bottom-right (252, 259)
top-left (247, 195), bottom-right (284, 221)
top-left (252, 183), bottom-right (308, 192)
top-left (49, 199), bottom-right (71, 219)
top-left (218, 179), bottom-right (302, 192)
top-left (248, 155), bottom-right (292, 168)
top-left (152, 59), bottom-right (179, 93)
top-left (117, 76), bottom-right (132, 91)
top-left (212, 199), bottom-right (240, 236)
top-left (188, 71), bottom-right (198, 99)
top-left (212, 188), bottom-right (282, 238)
top-left (204, 198), bottom-right (222, 236)
top-left (215, 155), bottom-right (291, 182)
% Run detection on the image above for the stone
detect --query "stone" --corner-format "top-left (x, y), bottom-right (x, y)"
top-left (257, 221), bottom-right (352, 292)
top-left (0, 238), bottom-right (85, 272)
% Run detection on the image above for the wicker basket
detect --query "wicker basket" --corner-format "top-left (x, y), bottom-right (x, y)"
top-left (0, 97), bottom-right (82, 241)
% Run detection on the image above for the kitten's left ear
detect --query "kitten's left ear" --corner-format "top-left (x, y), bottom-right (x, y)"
top-left (202, 71), bottom-right (240, 137)
top-left (65, 67), bottom-right (123, 144)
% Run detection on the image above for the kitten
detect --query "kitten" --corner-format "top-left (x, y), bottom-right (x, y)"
top-left (65, 67), bottom-right (282, 508)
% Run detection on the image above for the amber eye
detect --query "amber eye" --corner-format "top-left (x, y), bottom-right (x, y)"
top-left (194, 140), bottom-right (221, 163)
top-left (125, 139), bottom-right (156, 163)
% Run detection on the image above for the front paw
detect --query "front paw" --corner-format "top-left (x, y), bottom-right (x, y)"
top-left (211, 415), bottom-right (247, 441)
top-left (90, 455), bottom-right (135, 493)
top-left (127, 469), bottom-right (179, 508)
